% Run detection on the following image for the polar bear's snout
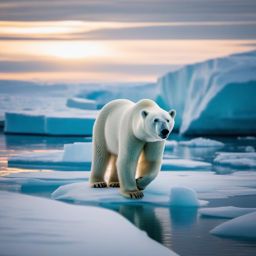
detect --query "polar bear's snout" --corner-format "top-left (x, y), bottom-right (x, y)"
top-left (160, 128), bottom-right (169, 139)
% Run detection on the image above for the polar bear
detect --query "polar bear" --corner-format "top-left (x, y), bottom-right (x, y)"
top-left (89, 99), bottom-right (176, 199)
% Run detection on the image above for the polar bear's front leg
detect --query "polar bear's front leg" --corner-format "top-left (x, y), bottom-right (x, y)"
top-left (117, 136), bottom-right (144, 199)
top-left (136, 141), bottom-right (165, 190)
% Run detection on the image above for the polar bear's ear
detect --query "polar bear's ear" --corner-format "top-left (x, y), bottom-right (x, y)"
top-left (169, 109), bottom-right (176, 118)
top-left (141, 110), bottom-right (148, 119)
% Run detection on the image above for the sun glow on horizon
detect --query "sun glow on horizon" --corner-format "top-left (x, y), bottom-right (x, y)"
top-left (40, 42), bottom-right (110, 59)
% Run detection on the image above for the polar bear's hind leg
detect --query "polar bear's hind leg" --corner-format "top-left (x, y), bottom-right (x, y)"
top-left (108, 155), bottom-right (120, 188)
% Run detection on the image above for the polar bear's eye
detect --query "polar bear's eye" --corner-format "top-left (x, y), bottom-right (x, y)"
top-left (166, 119), bottom-right (170, 123)
top-left (154, 118), bottom-right (159, 123)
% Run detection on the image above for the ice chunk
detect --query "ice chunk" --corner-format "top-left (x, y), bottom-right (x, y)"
top-left (0, 191), bottom-right (177, 256)
top-left (214, 152), bottom-right (256, 169)
top-left (211, 212), bottom-right (256, 239)
top-left (158, 51), bottom-right (256, 135)
top-left (199, 206), bottom-right (256, 218)
top-left (5, 112), bottom-right (46, 134)
top-left (162, 159), bottom-right (211, 170)
top-left (63, 142), bottom-right (92, 162)
top-left (169, 187), bottom-right (207, 207)
top-left (66, 97), bottom-right (97, 110)
top-left (165, 140), bottom-right (178, 148)
top-left (179, 137), bottom-right (224, 147)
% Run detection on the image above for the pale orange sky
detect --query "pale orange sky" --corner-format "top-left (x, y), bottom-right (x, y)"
top-left (0, 0), bottom-right (256, 83)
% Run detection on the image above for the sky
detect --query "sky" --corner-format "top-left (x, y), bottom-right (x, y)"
top-left (0, 0), bottom-right (256, 83)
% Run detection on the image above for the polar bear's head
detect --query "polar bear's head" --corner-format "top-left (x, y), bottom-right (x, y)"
top-left (139, 108), bottom-right (176, 142)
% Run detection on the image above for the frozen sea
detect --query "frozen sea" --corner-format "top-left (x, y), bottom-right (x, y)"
top-left (1, 129), bottom-right (256, 256)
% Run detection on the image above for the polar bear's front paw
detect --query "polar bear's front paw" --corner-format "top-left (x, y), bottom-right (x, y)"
top-left (108, 182), bottom-right (120, 188)
top-left (91, 181), bottom-right (107, 188)
top-left (122, 190), bottom-right (144, 199)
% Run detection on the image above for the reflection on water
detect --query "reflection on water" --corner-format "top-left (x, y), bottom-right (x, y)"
top-left (104, 203), bottom-right (256, 256)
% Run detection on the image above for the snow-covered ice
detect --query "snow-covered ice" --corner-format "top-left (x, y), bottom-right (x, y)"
top-left (48, 171), bottom-right (256, 206)
top-left (0, 191), bottom-right (177, 256)
top-left (178, 137), bottom-right (224, 147)
top-left (199, 206), bottom-right (256, 218)
top-left (214, 152), bottom-right (256, 169)
top-left (66, 97), bottom-right (97, 110)
top-left (2, 170), bottom-right (256, 205)
top-left (157, 50), bottom-right (256, 135)
top-left (210, 212), bottom-right (256, 240)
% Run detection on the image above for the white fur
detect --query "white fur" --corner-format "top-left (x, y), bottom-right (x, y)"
top-left (90, 99), bottom-right (175, 198)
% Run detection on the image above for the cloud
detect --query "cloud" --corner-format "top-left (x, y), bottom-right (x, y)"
top-left (0, 21), bottom-right (256, 40)
top-left (0, 0), bottom-right (256, 22)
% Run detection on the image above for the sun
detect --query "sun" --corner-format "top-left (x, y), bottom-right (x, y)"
top-left (40, 41), bottom-right (110, 59)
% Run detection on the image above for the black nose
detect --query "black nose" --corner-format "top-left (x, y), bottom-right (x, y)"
top-left (161, 129), bottom-right (169, 137)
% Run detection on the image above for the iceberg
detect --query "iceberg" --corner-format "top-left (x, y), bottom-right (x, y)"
top-left (0, 191), bottom-right (177, 256)
top-left (214, 152), bottom-right (256, 169)
top-left (169, 187), bottom-right (203, 207)
top-left (210, 212), bottom-right (256, 240)
top-left (199, 206), bottom-right (256, 218)
top-left (157, 51), bottom-right (256, 135)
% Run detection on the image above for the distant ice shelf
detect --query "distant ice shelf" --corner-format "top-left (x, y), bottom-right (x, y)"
top-left (4, 111), bottom-right (97, 136)
top-left (157, 50), bottom-right (256, 135)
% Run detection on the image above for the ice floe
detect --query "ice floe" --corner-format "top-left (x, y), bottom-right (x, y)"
top-left (52, 182), bottom-right (207, 207)
top-left (214, 152), bottom-right (256, 169)
top-left (199, 206), bottom-right (256, 218)
top-left (0, 191), bottom-right (177, 256)
top-left (2, 171), bottom-right (256, 203)
top-left (210, 212), bottom-right (256, 240)
top-left (179, 137), bottom-right (224, 147)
